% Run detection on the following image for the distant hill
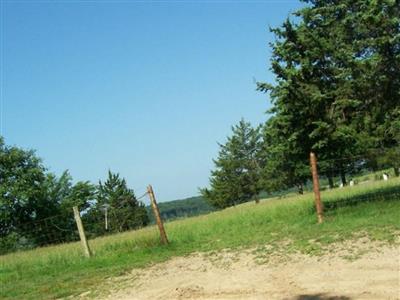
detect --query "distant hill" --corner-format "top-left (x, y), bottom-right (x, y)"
top-left (146, 195), bottom-right (215, 223)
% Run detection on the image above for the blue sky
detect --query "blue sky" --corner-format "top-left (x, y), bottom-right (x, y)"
top-left (1, 0), bottom-right (303, 202)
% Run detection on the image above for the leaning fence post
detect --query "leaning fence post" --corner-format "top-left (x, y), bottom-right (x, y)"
top-left (73, 206), bottom-right (92, 257)
top-left (310, 152), bottom-right (324, 223)
top-left (147, 185), bottom-right (169, 245)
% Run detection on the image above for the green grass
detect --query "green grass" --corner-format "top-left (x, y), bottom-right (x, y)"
top-left (1, 178), bottom-right (400, 299)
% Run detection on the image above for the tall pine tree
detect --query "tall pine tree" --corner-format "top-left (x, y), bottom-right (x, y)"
top-left (201, 120), bottom-right (263, 208)
top-left (258, 0), bottom-right (400, 188)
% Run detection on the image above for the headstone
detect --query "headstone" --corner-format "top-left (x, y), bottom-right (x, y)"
top-left (383, 173), bottom-right (389, 181)
top-left (349, 180), bottom-right (354, 186)
top-left (339, 183), bottom-right (344, 188)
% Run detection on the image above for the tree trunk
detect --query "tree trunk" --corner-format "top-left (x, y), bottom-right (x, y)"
top-left (340, 169), bottom-right (347, 186)
top-left (394, 167), bottom-right (400, 177)
top-left (328, 176), bottom-right (334, 189)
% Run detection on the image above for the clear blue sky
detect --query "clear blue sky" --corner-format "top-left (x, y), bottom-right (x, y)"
top-left (1, 0), bottom-right (303, 202)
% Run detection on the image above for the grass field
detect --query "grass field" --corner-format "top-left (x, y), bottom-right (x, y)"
top-left (1, 178), bottom-right (400, 300)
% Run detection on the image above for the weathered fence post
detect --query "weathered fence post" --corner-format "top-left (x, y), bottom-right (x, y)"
top-left (147, 185), bottom-right (169, 245)
top-left (73, 206), bottom-right (92, 257)
top-left (105, 206), bottom-right (108, 230)
top-left (310, 152), bottom-right (324, 223)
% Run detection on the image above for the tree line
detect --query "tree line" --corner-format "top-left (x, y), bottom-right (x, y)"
top-left (201, 0), bottom-right (400, 208)
top-left (146, 196), bottom-right (215, 223)
top-left (0, 137), bottom-right (148, 254)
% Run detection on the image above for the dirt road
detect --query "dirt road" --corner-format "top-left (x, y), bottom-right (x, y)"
top-left (97, 241), bottom-right (399, 300)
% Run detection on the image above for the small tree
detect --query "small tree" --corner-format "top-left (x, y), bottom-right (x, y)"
top-left (201, 119), bottom-right (263, 208)
top-left (95, 171), bottom-right (149, 232)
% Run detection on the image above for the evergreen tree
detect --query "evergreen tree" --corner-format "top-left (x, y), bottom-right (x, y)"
top-left (258, 0), bottom-right (400, 188)
top-left (201, 119), bottom-right (263, 208)
top-left (94, 171), bottom-right (149, 232)
top-left (261, 116), bottom-right (310, 194)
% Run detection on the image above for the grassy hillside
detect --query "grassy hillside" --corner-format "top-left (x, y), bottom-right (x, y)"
top-left (1, 178), bottom-right (400, 300)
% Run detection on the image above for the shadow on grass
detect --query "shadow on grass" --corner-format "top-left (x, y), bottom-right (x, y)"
top-left (293, 293), bottom-right (351, 300)
top-left (322, 185), bottom-right (400, 211)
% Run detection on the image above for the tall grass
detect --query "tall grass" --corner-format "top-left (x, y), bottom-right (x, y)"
top-left (1, 178), bottom-right (399, 300)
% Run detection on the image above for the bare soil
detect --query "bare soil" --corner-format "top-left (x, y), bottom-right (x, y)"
top-left (94, 240), bottom-right (400, 300)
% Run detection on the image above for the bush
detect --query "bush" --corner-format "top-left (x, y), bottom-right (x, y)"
top-left (0, 233), bottom-right (36, 255)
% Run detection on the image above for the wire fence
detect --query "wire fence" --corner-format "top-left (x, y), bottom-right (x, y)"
top-left (1, 213), bottom-right (80, 253)
top-left (0, 189), bottom-right (157, 255)
top-left (1, 147), bottom-right (399, 255)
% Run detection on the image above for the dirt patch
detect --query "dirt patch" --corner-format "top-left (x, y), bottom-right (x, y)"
top-left (93, 241), bottom-right (399, 300)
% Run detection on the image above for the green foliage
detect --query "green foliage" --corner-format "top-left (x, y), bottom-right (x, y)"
top-left (257, 0), bottom-right (400, 191)
top-left (0, 232), bottom-right (35, 254)
top-left (201, 119), bottom-right (264, 208)
top-left (61, 180), bottom-right (96, 211)
top-left (261, 116), bottom-right (310, 193)
top-left (0, 138), bottom-right (149, 254)
top-left (84, 171), bottom-right (149, 236)
top-left (378, 147), bottom-right (400, 177)
top-left (0, 137), bottom-right (58, 252)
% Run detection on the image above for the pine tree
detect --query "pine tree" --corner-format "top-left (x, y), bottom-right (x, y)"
top-left (261, 116), bottom-right (310, 194)
top-left (258, 0), bottom-right (400, 188)
top-left (96, 171), bottom-right (149, 232)
top-left (201, 119), bottom-right (263, 208)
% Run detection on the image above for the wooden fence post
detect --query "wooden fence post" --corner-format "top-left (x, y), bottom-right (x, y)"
top-left (73, 206), bottom-right (92, 257)
top-left (147, 185), bottom-right (169, 245)
top-left (310, 152), bottom-right (324, 223)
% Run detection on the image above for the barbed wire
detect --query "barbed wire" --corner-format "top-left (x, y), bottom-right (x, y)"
top-left (3, 212), bottom-right (72, 229)
top-left (1, 185), bottom-right (154, 253)
top-left (136, 191), bottom-right (149, 201)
